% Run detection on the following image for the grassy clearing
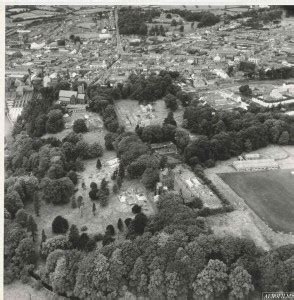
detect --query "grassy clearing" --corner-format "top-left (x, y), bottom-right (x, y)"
top-left (4, 281), bottom-right (52, 300)
top-left (207, 210), bottom-right (270, 250)
top-left (219, 169), bottom-right (294, 234)
top-left (27, 150), bottom-right (154, 242)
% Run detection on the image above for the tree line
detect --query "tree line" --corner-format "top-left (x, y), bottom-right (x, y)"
top-left (118, 7), bottom-right (160, 35)
top-left (166, 9), bottom-right (221, 28)
top-left (237, 61), bottom-right (294, 80)
top-left (181, 100), bottom-right (294, 168)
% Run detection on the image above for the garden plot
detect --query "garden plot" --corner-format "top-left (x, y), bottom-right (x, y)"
top-left (115, 99), bottom-right (184, 131)
top-left (64, 108), bottom-right (104, 131)
top-left (118, 183), bottom-right (152, 215)
top-left (42, 110), bottom-right (105, 143)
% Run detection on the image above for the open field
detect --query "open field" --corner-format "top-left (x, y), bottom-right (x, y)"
top-left (4, 281), bottom-right (55, 300)
top-left (207, 210), bottom-right (270, 250)
top-left (219, 170), bottom-right (294, 234)
top-left (205, 145), bottom-right (294, 248)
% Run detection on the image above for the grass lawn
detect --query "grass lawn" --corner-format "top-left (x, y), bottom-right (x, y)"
top-left (4, 281), bottom-right (50, 300)
top-left (219, 170), bottom-right (294, 234)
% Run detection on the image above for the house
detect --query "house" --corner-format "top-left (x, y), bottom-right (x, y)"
top-left (244, 153), bottom-right (261, 160)
top-left (150, 142), bottom-right (177, 156)
top-left (248, 57), bottom-right (260, 65)
top-left (58, 90), bottom-right (77, 105)
top-left (173, 165), bottom-right (222, 208)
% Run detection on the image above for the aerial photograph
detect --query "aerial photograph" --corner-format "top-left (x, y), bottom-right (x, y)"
top-left (4, 4), bottom-right (294, 300)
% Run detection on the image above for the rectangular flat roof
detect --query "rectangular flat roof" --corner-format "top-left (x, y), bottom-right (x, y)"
top-left (233, 159), bottom-right (278, 169)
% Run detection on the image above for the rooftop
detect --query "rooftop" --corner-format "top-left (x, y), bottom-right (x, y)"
top-left (59, 90), bottom-right (78, 98)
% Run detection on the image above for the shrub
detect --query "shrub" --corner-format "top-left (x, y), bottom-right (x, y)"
top-left (112, 183), bottom-right (119, 194)
top-left (75, 158), bottom-right (84, 172)
top-left (117, 218), bottom-right (124, 232)
top-left (196, 217), bottom-right (206, 229)
top-left (71, 197), bottom-right (77, 209)
top-left (15, 237), bottom-right (38, 265)
top-left (90, 182), bottom-right (98, 190)
top-left (164, 94), bottom-right (178, 111)
top-left (15, 209), bottom-right (29, 227)
top-left (88, 143), bottom-right (103, 158)
top-left (205, 159), bottom-right (215, 168)
top-left (117, 176), bottom-right (122, 188)
top-left (52, 216), bottom-right (69, 234)
top-left (85, 239), bottom-right (96, 252)
top-left (141, 168), bottom-right (160, 190)
top-left (67, 170), bottom-right (78, 185)
top-left (132, 212), bottom-right (148, 235)
top-left (73, 119), bottom-right (88, 133)
top-left (99, 192), bottom-right (109, 207)
top-left (171, 19), bottom-right (177, 26)
top-left (4, 208), bottom-right (11, 219)
top-left (106, 225), bottom-right (115, 236)
top-left (89, 189), bottom-right (98, 200)
top-left (132, 204), bottom-right (142, 214)
top-left (111, 169), bottom-right (118, 180)
top-left (94, 233), bottom-right (104, 242)
top-left (124, 218), bottom-right (132, 228)
top-left (81, 225), bottom-right (88, 232)
top-left (77, 233), bottom-right (90, 250)
top-left (188, 197), bottom-right (203, 209)
top-left (77, 196), bottom-right (83, 208)
top-left (68, 224), bottom-right (79, 248)
top-left (102, 235), bottom-right (115, 247)
top-left (40, 177), bottom-right (74, 205)
top-left (239, 84), bottom-right (252, 97)
top-left (46, 109), bottom-right (64, 133)
top-left (96, 158), bottom-right (102, 169)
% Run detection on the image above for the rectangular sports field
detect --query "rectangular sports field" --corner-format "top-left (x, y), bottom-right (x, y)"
top-left (219, 170), bottom-right (294, 234)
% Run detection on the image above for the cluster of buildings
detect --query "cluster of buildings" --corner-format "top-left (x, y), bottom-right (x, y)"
top-left (5, 6), bottom-right (294, 124)
top-left (156, 164), bottom-right (223, 209)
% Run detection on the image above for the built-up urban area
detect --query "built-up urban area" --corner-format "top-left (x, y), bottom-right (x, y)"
top-left (4, 5), bottom-right (294, 300)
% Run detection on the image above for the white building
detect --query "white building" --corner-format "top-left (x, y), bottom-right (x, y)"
top-left (233, 159), bottom-right (279, 172)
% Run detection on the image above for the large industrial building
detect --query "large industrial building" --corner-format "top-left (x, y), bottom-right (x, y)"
top-left (232, 159), bottom-right (279, 172)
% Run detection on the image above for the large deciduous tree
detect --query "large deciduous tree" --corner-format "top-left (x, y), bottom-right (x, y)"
top-left (192, 259), bottom-right (228, 299)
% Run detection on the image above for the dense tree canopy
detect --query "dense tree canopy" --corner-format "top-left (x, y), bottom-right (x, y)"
top-left (182, 102), bottom-right (294, 166)
top-left (118, 7), bottom-right (159, 35)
